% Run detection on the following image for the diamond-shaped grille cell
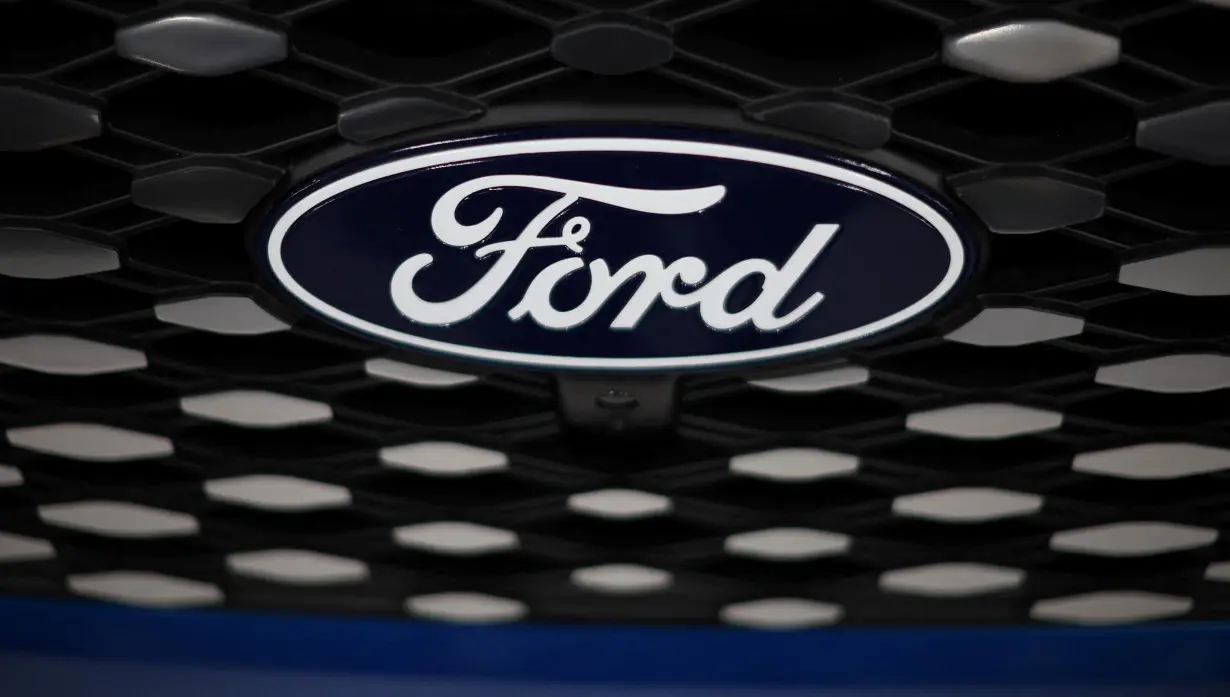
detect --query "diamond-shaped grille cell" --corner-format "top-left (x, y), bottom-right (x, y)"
top-left (680, 0), bottom-right (937, 88)
top-left (181, 390), bottom-right (333, 428)
top-left (68, 572), bottom-right (222, 608)
top-left (880, 563), bottom-right (1024, 597)
top-left (945, 308), bottom-right (1084, 347)
top-left (296, 0), bottom-right (548, 83)
top-left (1139, 100), bottom-right (1230, 165)
top-left (1051, 522), bottom-right (1217, 557)
top-left (906, 404), bottom-right (1063, 440)
top-left (0, 531), bottom-right (54, 563)
top-left (0, 335), bottom-right (146, 375)
top-left (568, 489), bottom-right (672, 520)
top-left (893, 488), bottom-right (1043, 523)
top-left (39, 501), bottom-right (198, 539)
top-left (117, 13), bottom-right (288, 77)
top-left (380, 442), bottom-right (508, 477)
top-left (131, 162), bottom-right (279, 225)
top-left (7, 424), bottom-right (172, 462)
top-left (393, 522), bottom-right (518, 556)
top-left (747, 366), bottom-right (869, 393)
top-left (552, 20), bottom-right (673, 76)
top-left (721, 598), bottom-right (842, 629)
top-left (0, 229), bottom-right (118, 280)
top-left (572, 564), bottom-right (673, 594)
top-left (725, 528), bottom-right (850, 561)
top-left (228, 549), bottom-right (369, 586)
top-left (0, 86), bottom-right (100, 152)
top-left (1031, 591), bottom-right (1192, 625)
top-left (729, 448), bottom-right (859, 482)
top-left (1096, 354), bottom-right (1230, 393)
top-left (944, 20), bottom-right (1119, 83)
top-left (204, 475), bottom-right (351, 512)
top-left (0, 465), bottom-right (21, 487)
top-left (1119, 247), bottom-right (1230, 296)
top-left (406, 592), bottom-right (526, 624)
top-left (1074, 443), bottom-right (1230, 479)
top-left (364, 359), bottom-right (476, 388)
top-left (155, 296), bottom-right (288, 335)
top-left (953, 172), bottom-right (1106, 234)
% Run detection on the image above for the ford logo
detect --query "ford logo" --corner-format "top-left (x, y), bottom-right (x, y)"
top-left (259, 128), bottom-right (980, 371)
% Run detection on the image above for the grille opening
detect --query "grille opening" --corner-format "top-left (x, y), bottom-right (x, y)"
top-left (1056, 330), bottom-right (1145, 354)
top-left (207, 505), bottom-right (372, 535)
top-left (1043, 280), bottom-right (1136, 306)
top-left (683, 477), bottom-right (884, 512)
top-left (52, 54), bottom-right (151, 94)
top-left (871, 435), bottom-right (1071, 472)
top-left (1063, 146), bottom-right (1167, 179)
top-left (249, 0), bottom-right (323, 13)
top-left (1082, 63), bottom-right (1188, 104)
top-left (584, 0), bottom-right (656, 9)
top-left (981, 232), bottom-right (1115, 294)
top-left (499, 71), bottom-right (729, 107)
top-left (896, 81), bottom-right (1135, 162)
top-left (0, 277), bottom-right (148, 322)
top-left (260, 60), bottom-right (376, 99)
top-left (74, 203), bottom-right (167, 235)
top-left (1041, 554), bottom-right (1211, 581)
top-left (855, 64), bottom-right (971, 105)
top-left (1069, 216), bottom-right (1175, 248)
top-left (1079, 0), bottom-right (1175, 22)
top-left (125, 222), bottom-right (254, 284)
top-left (1090, 294), bottom-right (1230, 341)
top-left (295, 0), bottom-right (548, 82)
top-left (0, 151), bottom-right (128, 217)
top-left (2, 455), bottom-right (193, 486)
top-left (0, 373), bottom-right (174, 410)
top-left (688, 390), bottom-right (901, 433)
top-left (679, 0), bottom-right (938, 87)
top-left (700, 557), bottom-right (864, 583)
top-left (869, 517), bottom-right (1045, 549)
top-left (107, 74), bottom-right (335, 155)
top-left (0, 2), bottom-right (112, 74)
top-left (885, 135), bottom-right (980, 175)
top-left (1070, 391), bottom-right (1230, 426)
top-left (47, 534), bottom-right (216, 559)
top-left (1054, 474), bottom-right (1228, 507)
top-left (337, 383), bottom-right (550, 429)
top-left (1127, 5), bottom-right (1230, 85)
top-left (97, 266), bottom-right (196, 295)
top-left (74, 0), bottom-right (160, 14)
top-left (518, 432), bottom-right (725, 476)
top-left (151, 333), bottom-right (361, 377)
top-left (178, 425), bottom-right (370, 461)
top-left (453, 55), bottom-right (563, 100)
top-left (1111, 162), bottom-right (1230, 232)
top-left (353, 470), bottom-right (551, 508)
top-left (544, 515), bottom-right (712, 548)
top-left (877, 344), bottom-right (1091, 389)
top-left (383, 549), bottom-right (553, 576)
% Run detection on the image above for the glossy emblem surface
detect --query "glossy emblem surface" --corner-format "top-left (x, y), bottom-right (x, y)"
top-left (258, 128), bottom-right (980, 370)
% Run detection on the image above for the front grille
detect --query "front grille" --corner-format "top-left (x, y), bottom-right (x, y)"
top-left (1, 0), bottom-right (1229, 628)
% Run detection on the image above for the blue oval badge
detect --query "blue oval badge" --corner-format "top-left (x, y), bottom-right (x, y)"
top-left (260, 128), bottom-right (979, 370)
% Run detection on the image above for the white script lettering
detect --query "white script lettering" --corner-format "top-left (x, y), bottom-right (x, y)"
top-left (389, 175), bottom-right (840, 331)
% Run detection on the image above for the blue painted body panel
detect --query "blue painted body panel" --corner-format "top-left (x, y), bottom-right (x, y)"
top-left (2, 597), bottom-right (1228, 695)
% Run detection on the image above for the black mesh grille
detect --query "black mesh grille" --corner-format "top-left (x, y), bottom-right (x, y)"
top-left (1, 0), bottom-right (1229, 628)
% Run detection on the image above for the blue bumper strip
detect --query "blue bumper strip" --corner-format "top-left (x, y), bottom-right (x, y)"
top-left (1, 596), bottom-right (1229, 689)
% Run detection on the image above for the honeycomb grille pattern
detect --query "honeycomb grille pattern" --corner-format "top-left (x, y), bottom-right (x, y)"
top-left (1, 0), bottom-right (1230, 627)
